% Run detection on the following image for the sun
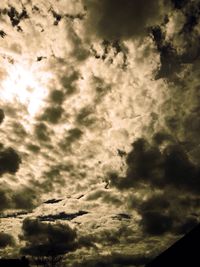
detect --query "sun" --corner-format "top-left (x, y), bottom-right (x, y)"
top-left (0, 61), bottom-right (52, 117)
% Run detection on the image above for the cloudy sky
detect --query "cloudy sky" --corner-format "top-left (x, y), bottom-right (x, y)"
top-left (0, 0), bottom-right (200, 266)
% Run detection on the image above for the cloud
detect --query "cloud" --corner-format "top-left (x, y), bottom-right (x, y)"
top-left (49, 90), bottom-right (65, 105)
top-left (20, 218), bottom-right (77, 257)
top-left (71, 252), bottom-right (151, 267)
top-left (141, 210), bottom-right (173, 236)
top-left (86, 189), bottom-right (122, 206)
top-left (38, 211), bottom-right (88, 222)
top-left (0, 109), bottom-right (5, 124)
top-left (39, 106), bottom-right (64, 124)
top-left (0, 233), bottom-right (15, 249)
top-left (0, 0), bottom-right (200, 262)
top-left (109, 136), bottom-right (200, 193)
top-left (108, 134), bottom-right (200, 236)
top-left (83, 0), bottom-right (167, 40)
top-left (0, 186), bottom-right (39, 211)
top-left (76, 106), bottom-right (96, 127)
top-left (0, 188), bottom-right (11, 211)
top-left (171, 0), bottom-right (189, 10)
top-left (59, 128), bottom-right (83, 150)
top-left (12, 187), bottom-right (39, 210)
top-left (0, 146), bottom-right (21, 176)
top-left (134, 188), bottom-right (200, 236)
top-left (150, 1), bottom-right (200, 79)
top-left (34, 123), bottom-right (52, 142)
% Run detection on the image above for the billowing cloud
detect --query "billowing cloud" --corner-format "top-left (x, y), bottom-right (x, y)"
top-left (83, 0), bottom-right (167, 40)
top-left (109, 136), bottom-right (200, 193)
top-left (0, 0), bottom-right (200, 264)
top-left (20, 218), bottom-right (77, 256)
top-left (0, 233), bottom-right (15, 249)
top-left (0, 146), bottom-right (21, 176)
top-left (0, 109), bottom-right (5, 124)
top-left (0, 186), bottom-right (39, 211)
top-left (71, 252), bottom-right (151, 267)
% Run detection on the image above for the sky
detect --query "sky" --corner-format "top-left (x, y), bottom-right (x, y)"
top-left (0, 0), bottom-right (200, 266)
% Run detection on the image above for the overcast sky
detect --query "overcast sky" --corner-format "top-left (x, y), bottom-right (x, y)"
top-left (0, 0), bottom-right (200, 266)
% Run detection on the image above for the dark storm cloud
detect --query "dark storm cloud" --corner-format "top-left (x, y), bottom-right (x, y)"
top-left (136, 194), bottom-right (173, 235)
top-left (151, 26), bottom-right (182, 79)
top-left (0, 233), bottom-right (15, 249)
top-left (84, 0), bottom-right (166, 40)
top-left (141, 210), bottom-right (173, 235)
top-left (135, 190), bottom-right (200, 236)
top-left (179, 2), bottom-right (200, 63)
top-left (174, 215), bottom-right (199, 234)
top-left (20, 218), bottom-right (77, 257)
top-left (109, 136), bottom-right (200, 193)
top-left (0, 146), bottom-right (21, 176)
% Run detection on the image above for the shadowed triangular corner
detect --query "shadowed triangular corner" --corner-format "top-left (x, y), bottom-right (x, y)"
top-left (145, 223), bottom-right (200, 267)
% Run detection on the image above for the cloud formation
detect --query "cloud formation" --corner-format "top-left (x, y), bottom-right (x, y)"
top-left (83, 0), bottom-right (167, 39)
top-left (20, 218), bottom-right (77, 256)
top-left (0, 146), bottom-right (21, 176)
top-left (109, 136), bottom-right (200, 193)
top-left (0, 185), bottom-right (39, 211)
top-left (0, 0), bottom-right (200, 264)
top-left (0, 233), bottom-right (15, 249)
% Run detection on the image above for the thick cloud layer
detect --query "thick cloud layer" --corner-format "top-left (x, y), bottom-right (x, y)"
top-left (0, 186), bottom-right (38, 211)
top-left (0, 0), bottom-right (200, 264)
top-left (83, 0), bottom-right (166, 39)
top-left (0, 233), bottom-right (15, 249)
top-left (0, 146), bottom-right (21, 176)
top-left (109, 136), bottom-right (200, 193)
top-left (20, 218), bottom-right (77, 256)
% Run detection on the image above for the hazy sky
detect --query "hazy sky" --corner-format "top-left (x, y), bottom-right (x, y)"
top-left (0, 0), bottom-right (200, 266)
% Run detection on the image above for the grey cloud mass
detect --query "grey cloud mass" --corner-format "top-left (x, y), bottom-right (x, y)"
top-left (0, 0), bottom-right (200, 265)
top-left (0, 232), bottom-right (15, 249)
top-left (83, 0), bottom-right (167, 40)
top-left (20, 218), bottom-right (78, 256)
top-left (0, 146), bottom-right (21, 176)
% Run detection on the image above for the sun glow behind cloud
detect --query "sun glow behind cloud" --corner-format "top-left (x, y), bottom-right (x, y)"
top-left (0, 61), bottom-right (52, 117)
